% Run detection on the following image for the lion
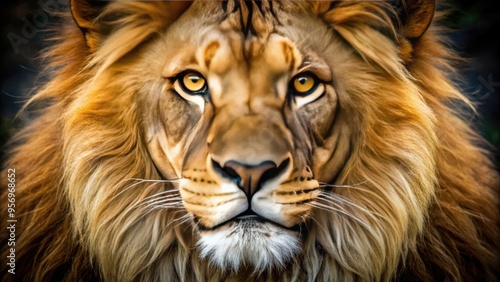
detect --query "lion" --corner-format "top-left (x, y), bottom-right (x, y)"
top-left (1, 0), bottom-right (498, 281)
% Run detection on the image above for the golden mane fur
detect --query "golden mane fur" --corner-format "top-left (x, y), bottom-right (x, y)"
top-left (1, 1), bottom-right (498, 281)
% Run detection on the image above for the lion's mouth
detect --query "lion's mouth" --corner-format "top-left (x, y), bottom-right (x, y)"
top-left (196, 209), bottom-right (302, 232)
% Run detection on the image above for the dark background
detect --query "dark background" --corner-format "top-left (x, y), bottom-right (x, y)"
top-left (1, 0), bottom-right (499, 167)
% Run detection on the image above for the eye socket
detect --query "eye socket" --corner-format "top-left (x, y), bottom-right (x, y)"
top-left (290, 73), bottom-right (318, 96)
top-left (171, 70), bottom-right (208, 111)
top-left (176, 71), bottom-right (207, 95)
top-left (288, 72), bottom-right (326, 108)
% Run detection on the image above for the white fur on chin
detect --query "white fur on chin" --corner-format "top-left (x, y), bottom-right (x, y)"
top-left (197, 220), bottom-right (301, 272)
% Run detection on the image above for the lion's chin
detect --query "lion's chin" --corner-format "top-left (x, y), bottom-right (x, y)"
top-left (196, 219), bottom-right (301, 272)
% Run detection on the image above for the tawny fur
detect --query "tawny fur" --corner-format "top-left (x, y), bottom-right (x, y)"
top-left (1, 1), bottom-right (498, 281)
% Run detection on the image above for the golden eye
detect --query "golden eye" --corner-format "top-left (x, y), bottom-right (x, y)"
top-left (180, 72), bottom-right (207, 94)
top-left (292, 74), bottom-right (317, 95)
top-left (289, 72), bottom-right (326, 107)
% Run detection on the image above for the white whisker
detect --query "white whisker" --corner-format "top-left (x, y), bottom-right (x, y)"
top-left (318, 180), bottom-right (368, 188)
top-left (308, 202), bottom-right (372, 231)
top-left (317, 192), bottom-right (383, 219)
top-left (144, 197), bottom-right (183, 208)
top-left (110, 178), bottom-right (175, 203)
top-left (318, 182), bottom-right (387, 204)
top-left (147, 203), bottom-right (184, 211)
top-left (126, 177), bottom-right (181, 183)
top-left (169, 213), bottom-right (192, 229)
top-left (141, 189), bottom-right (181, 202)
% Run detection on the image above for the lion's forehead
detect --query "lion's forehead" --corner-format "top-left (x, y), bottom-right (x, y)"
top-left (163, 0), bottom-right (308, 74)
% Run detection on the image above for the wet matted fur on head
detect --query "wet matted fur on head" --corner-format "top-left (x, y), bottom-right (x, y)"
top-left (1, 0), bottom-right (498, 281)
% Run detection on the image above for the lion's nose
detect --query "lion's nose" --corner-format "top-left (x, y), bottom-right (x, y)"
top-left (212, 158), bottom-right (290, 199)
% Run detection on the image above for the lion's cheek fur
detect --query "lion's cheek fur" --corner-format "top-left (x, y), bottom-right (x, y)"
top-left (303, 30), bottom-right (439, 280)
top-left (58, 79), bottom-right (182, 280)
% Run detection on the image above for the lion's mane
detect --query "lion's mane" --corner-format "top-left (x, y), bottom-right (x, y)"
top-left (1, 1), bottom-right (498, 281)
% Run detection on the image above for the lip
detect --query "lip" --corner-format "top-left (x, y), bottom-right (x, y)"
top-left (234, 209), bottom-right (261, 220)
top-left (196, 209), bottom-right (302, 232)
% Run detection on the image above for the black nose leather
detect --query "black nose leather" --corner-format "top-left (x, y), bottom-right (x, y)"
top-left (213, 158), bottom-right (290, 198)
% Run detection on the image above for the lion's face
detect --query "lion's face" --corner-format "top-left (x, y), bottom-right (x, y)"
top-left (4, 0), bottom-right (498, 280)
top-left (62, 0), bottom-right (442, 280)
top-left (142, 2), bottom-right (347, 269)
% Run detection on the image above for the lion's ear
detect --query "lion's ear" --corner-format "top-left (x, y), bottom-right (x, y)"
top-left (398, 0), bottom-right (436, 43)
top-left (70, 0), bottom-right (107, 50)
top-left (396, 0), bottom-right (436, 62)
top-left (70, 0), bottom-right (193, 51)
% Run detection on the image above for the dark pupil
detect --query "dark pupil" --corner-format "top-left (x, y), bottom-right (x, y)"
top-left (189, 76), bottom-right (199, 83)
top-left (298, 77), bottom-right (308, 85)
